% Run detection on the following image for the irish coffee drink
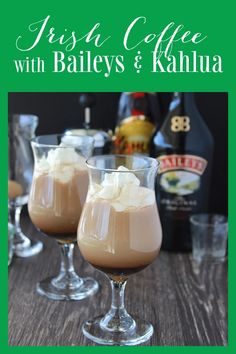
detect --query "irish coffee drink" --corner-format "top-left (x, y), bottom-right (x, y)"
top-left (28, 134), bottom-right (98, 300)
top-left (77, 155), bottom-right (162, 345)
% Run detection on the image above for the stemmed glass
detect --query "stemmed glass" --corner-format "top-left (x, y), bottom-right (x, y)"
top-left (8, 114), bottom-right (43, 257)
top-left (77, 155), bottom-right (162, 345)
top-left (28, 134), bottom-right (99, 300)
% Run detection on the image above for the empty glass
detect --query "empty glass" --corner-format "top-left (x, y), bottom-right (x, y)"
top-left (8, 114), bottom-right (43, 257)
top-left (28, 134), bottom-right (98, 300)
top-left (190, 214), bottom-right (228, 262)
top-left (77, 155), bottom-right (162, 345)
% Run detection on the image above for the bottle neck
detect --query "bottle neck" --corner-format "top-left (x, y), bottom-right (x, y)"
top-left (118, 92), bottom-right (154, 122)
top-left (170, 92), bottom-right (196, 115)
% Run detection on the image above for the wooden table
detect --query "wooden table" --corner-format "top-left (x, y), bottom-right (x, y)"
top-left (8, 213), bottom-right (228, 346)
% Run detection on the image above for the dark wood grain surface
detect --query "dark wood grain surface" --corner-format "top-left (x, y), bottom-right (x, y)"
top-left (8, 214), bottom-right (228, 346)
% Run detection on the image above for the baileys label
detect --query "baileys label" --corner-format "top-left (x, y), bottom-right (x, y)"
top-left (158, 154), bottom-right (207, 196)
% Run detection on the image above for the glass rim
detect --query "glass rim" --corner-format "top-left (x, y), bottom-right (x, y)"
top-left (9, 113), bottom-right (39, 120)
top-left (31, 133), bottom-right (94, 149)
top-left (190, 213), bottom-right (228, 227)
top-left (86, 154), bottom-right (160, 173)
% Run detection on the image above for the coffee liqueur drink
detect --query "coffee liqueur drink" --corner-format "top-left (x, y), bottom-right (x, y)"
top-left (29, 146), bottom-right (88, 244)
top-left (77, 156), bottom-right (161, 345)
top-left (28, 135), bottom-right (98, 301)
top-left (78, 166), bottom-right (162, 281)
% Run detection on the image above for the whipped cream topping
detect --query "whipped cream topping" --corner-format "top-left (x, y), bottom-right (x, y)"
top-left (88, 166), bottom-right (155, 211)
top-left (35, 144), bottom-right (87, 183)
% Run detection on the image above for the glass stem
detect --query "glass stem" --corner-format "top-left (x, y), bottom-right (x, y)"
top-left (14, 206), bottom-right (22, 233)
top-left (100, 280), bottom-right (135, 332)
top-left (59, 243), bottom-right (76, 275)
top-left (11, 205), bottom-right (30, 248)
top-left (111, 280), bottom-right (126, 311)
top-left (52, 243), bottom-right (83, 289)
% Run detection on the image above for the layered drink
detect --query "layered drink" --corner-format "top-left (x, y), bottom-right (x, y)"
top-left (78, 166), bottom-right (162, 281)
top-left (28, 145), bottom-right (88, 244)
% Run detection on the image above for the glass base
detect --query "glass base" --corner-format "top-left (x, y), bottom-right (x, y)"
top-left (82, 315), bottom-right (154, 346)
top-left (14, 238), bottom-right (43, 258)
top-left (36, 276), bottom-right (99, 301)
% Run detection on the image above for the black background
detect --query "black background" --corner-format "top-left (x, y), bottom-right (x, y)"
top-left (8, 92), bottom-right (228, 215)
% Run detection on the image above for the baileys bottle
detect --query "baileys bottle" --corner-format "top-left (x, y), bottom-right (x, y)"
top-left (150, 92), bottom-right (214, 252)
